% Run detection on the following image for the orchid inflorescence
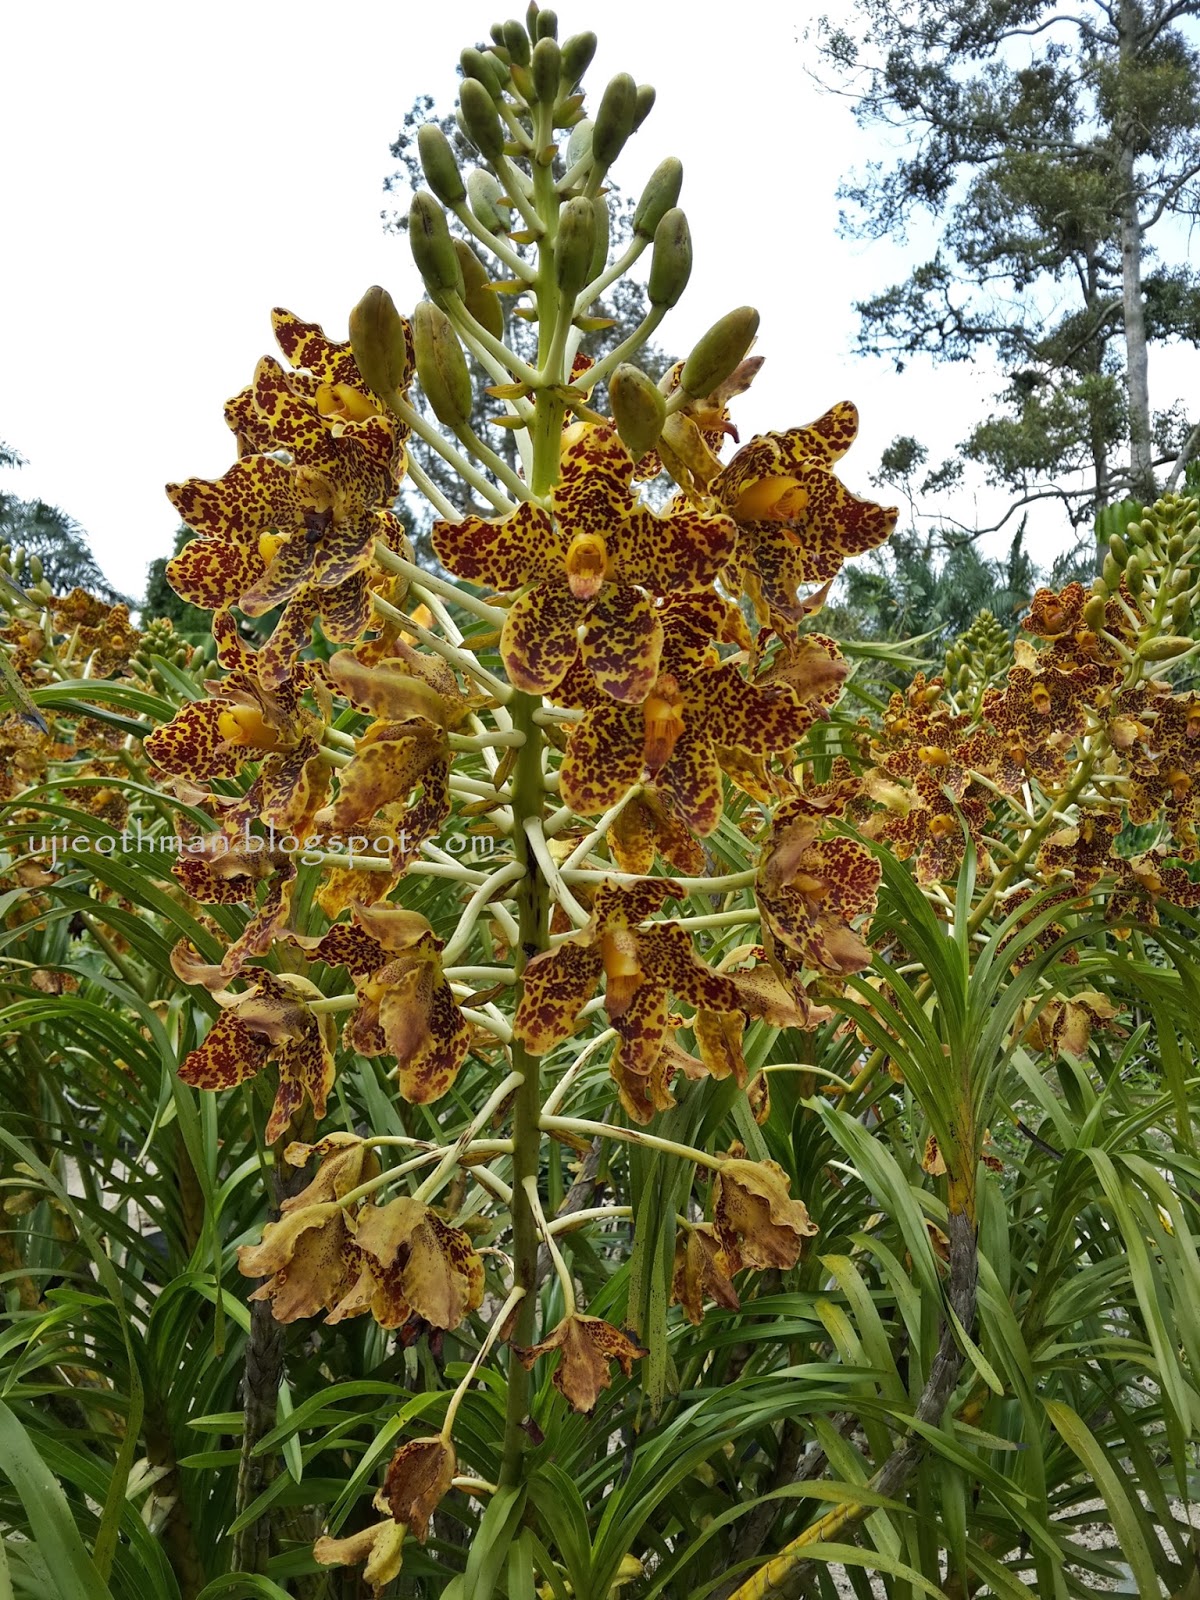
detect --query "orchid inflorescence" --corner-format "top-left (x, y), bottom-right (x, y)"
top-left (108, 6), bottom-right (1200, 1590)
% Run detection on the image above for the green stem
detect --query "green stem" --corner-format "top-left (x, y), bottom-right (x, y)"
top-left (539, 1113), bottom-right (724, 1170)
top-left (371, 547), bottom-right (506, 624)
top-left (384, 389), bottom-right (516, 513)
top-left (498, 110), bottom-right (561, 1488)
top-left (450, 201), bottom-right (536, 282)
top-left (583, 305), bottom-right (668, 390)
top-left (498, 688), bottom-right (550, 1487)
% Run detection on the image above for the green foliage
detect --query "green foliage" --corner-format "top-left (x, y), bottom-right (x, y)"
top-left (6, 678), bottom-right (1200, 1596)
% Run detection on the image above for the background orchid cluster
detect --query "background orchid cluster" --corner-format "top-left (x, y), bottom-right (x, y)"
top-left (5, 8), bottom-right (1200, 1600)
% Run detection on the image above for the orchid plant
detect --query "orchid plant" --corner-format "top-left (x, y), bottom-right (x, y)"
top-left (5, 7), bottom-right (1200, 1599)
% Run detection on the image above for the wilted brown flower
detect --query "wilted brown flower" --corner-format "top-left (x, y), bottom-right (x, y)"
top-left (671, 1223), bottom-right (740, 1325)
top-left (383, 1435), bottom-right (456, 1542)
top-left (515, 1313), bottom-right (647, 1413)
top-left (712, 1157), bottom-right (818, 1271)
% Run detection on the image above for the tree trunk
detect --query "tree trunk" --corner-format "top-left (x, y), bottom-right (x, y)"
top-left (1083, 251), bottom-right (1113, 573)
top-left (1117, 1), bottom-right (1156, 503)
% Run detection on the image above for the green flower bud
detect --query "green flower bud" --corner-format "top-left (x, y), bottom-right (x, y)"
top-left (609, 364), bottom-right (666, 459)
top-left (453, 240), bottom-right (505, 339)
top-left (1168, 532), bottom-right (1186, 561)
top-left (648, 207), bottom-right (692, 308)
top-left (467, 168), bottom-right (512, 234)
top-left (555, 196), bottom-right (596, 299)
top-left (957, 664), bottom-right (970, 692)
top-left (1125, 553), bottom-right (1144, 595)
top-left (633, 157), bottom-right (683, 238)
top-left (1108, 532), bottom-right (1129, 566)
top-left (1102, 552), bottom-right (1121, 589)
top-left (591, 72), bottom-right (638, 169)
top-left (502, 19), bottom-right (531, 65)
top-left (418, 124), bottom-right (466, 207)
top-left (409, 193), bottom-right (465, 297)
top-left (534, 6), bottom-right (557, 38)
top-left (588, 196), bottom-right (609, 280)
top-left (1083, 594), bottom-right (1108, 631)
top-left (413, 301), bottom-right (474, 428)
top-left (1172, 566), bottom-right (1193, 597)
top-left (1172, 594), bottom-right (1193, 629)
top-left (12, 547), bottom-right (26, 574)
top-left (28, 554), bottom-right (43, 583)
top-left (559, 31), bottom-right (597, 91)
top-left (1140, 635), bottom-right (1195, 662)
top-left (461, 47), bottom-right (505, 97)
top-left (566, 118), bottom-right (593, 169)
top-left (680, 306), bottom-right (760, 398)
top-left (633, 83), bottom-right (655, 129)
top-left (460, 77), bottom-right (504, 160)
top-left (348, 286), bottom-right (411, 398)
top-left (531, 36), bottom-right (560, 103)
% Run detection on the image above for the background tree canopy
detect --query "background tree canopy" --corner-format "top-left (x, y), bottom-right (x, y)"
top-left (1, 441), bottom-right (127, 605)
top-left (817, 0), bottom-right (1200, 537)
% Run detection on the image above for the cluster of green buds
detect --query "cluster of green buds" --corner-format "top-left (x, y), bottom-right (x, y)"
top-left (944, 609), bottom-right (1011, 703)
top-left (361, 2), bottom-right (764, 492)
top-left (1093, 493), bottom-right (1200, 663)
top-left (129, 618), bottom-right (194, 691)
top-left (0, 542), bottom-right (50, 602)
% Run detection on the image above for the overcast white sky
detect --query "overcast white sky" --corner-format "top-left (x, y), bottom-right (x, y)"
top-left (2, 1), bottom-right (1195, 599)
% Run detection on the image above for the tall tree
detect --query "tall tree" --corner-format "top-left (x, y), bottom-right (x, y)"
top-left (0, 441), bottom-right (126, 602)
top-left (817, 0), bottom-right (1200, 531)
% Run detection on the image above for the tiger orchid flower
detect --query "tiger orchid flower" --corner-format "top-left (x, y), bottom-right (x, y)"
top-left (432, 422), bottom-right (737, 703)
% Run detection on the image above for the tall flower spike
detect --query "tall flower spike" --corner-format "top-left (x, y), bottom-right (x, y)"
top-left (433, 422), bottom-right (737, 702)
top-left (514, 877), bottom-right (749, 1123)
top-left (715, 402), bottom-right (898, 620)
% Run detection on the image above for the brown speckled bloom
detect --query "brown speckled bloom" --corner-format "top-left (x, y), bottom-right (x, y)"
top-left (514, 877), bottom-right (746, 1123)
top-left (433, 422), bottom-right (736, 703)
top-left (716, 402), bottom-right (897, 619)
